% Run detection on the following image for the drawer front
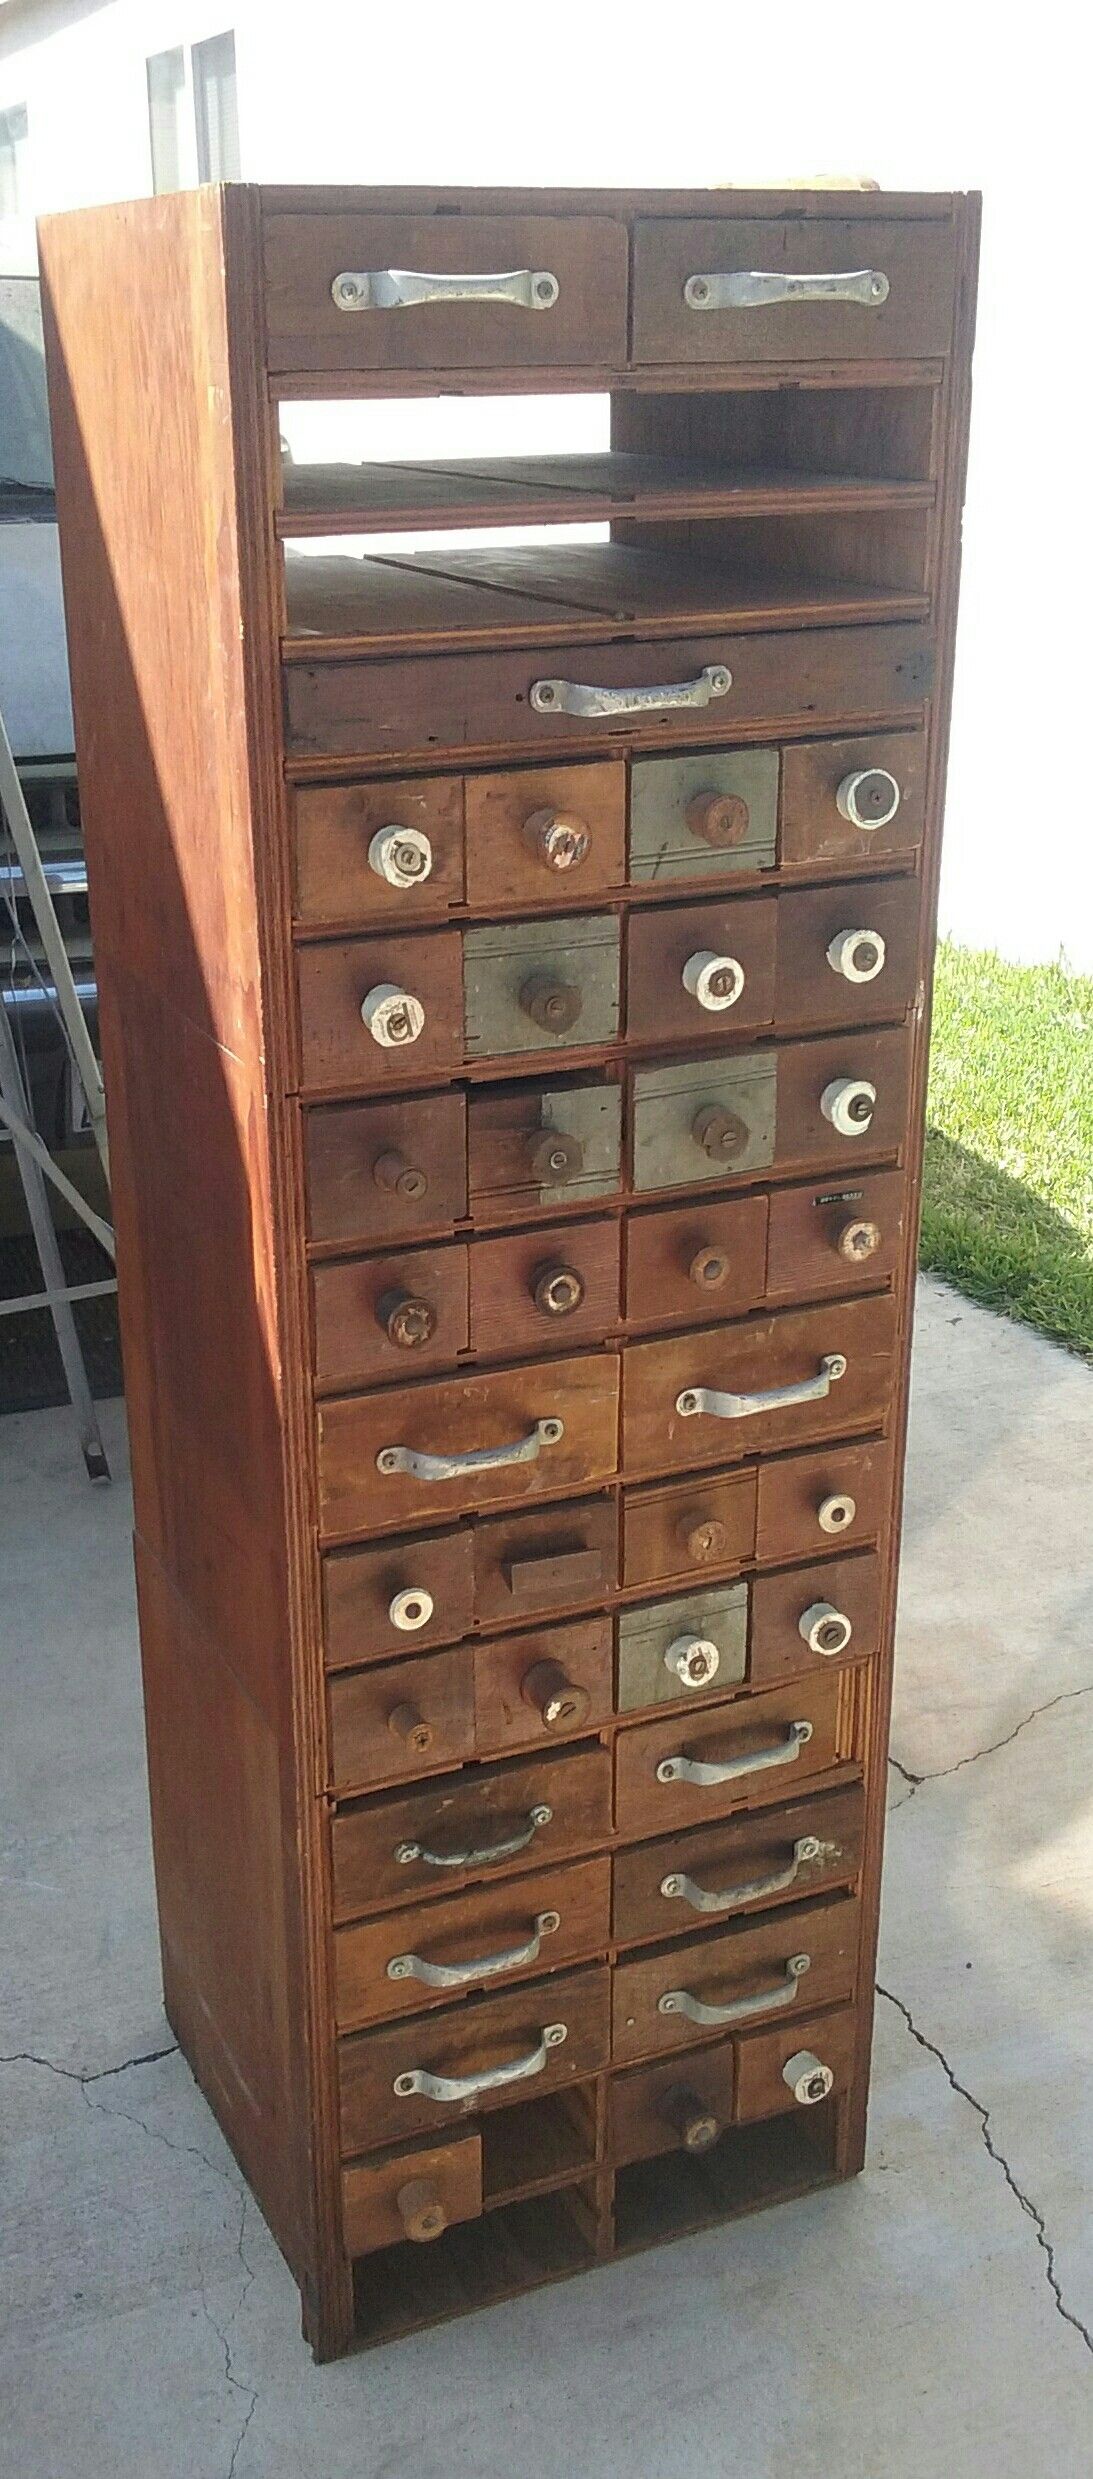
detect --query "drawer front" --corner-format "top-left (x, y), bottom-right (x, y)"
top-left (780, 730), bottom-right (925, 870)
top-left (774, 1026), bottom-right (912, 1166)
top-left (617, 1583), bottom-right (748, 1713)
top-left (334, 1857), bottom-right (612, 2031)
top-left (318, 1352), bottom-right (621, 1536)
top-left (339, 1963), bottom-right (611, 2152)
top-left (750, 1549), bottom-right (881, 1684)
top-left (632, 1051), bottom-right (777, 1193)
top-left (341, 2133), bottom-right (482, 2257)
top-left (766, 1167), bottom-right (905, 1300)
top-left (624, 1193), bottom-right (768, 1327)
top-left (611, 1894), bottom-right (859, 2065)
top-left (612, 1782), bottom-right (865, 1946)
top-left (755, 1436), bottom-right (894, 1566)
top-left (468, 1077), bottom-right (622, 1216)
top-left (629, 748), bottom-right (779, 884)
top-left (298, 930), bottom-right (463, 1093)
top-left (473, 1617), bottom-right (614, 1750)
top-left (474, 1496), bottom-right (618, 1625)
top-left (332, 1743), bottom-right (612, 1917)
top-left (626, 896), bottom-right (777, 1045)
top-left (329, 1647), bottom-right (475, 1792)
top-left (608, 1997), bottom-right (858, 2165)
top-left (622, 1468), bottom-right (757, 1591)
top-left (323, 1527), bottom-right (475, 1669)
top-left (734, 2000), bottom-right (858, 2124)
top-left (264, 213), bottom-right (630, 374)
top-left (614, 1669), bottom-right (843, 1838)
top-left (463, 915), bottom-right (620, 1061)
top-left (774, 876), bottom-right (921, 1031)
top-left (631, 216), bottom-right (956, 364)
top-left (305, 1091), bottom-right (467, 1248)
top-left (621, 1292), bottom-right (898, 1478)
top-left (468, 1219), bottom-right (620, 1358)
top-left (312, 1242), bottom-right (469, 1388)
top-left (463, 762), bottom-right (626, 908)
top-left (293, 776), bottom-right (464, 928)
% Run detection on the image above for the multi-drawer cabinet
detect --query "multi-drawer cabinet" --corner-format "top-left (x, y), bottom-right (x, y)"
top-left (42, 179), bottom-right (978, 2359)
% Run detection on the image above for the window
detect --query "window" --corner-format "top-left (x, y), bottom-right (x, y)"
top-left (146, 32), bottom-right (239, 194)
top-left (193, 33), bottom-right (239, 182)
top-left (146, 50), bottom-right (186, 196)
top-left (0, 103), bottom-right (29, 219)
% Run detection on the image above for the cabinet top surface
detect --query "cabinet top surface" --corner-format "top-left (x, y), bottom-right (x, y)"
top-left (40, 180), bottom-right (973, 232)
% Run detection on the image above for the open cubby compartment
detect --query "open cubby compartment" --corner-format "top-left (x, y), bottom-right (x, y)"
top-left (481, 2077), bottom-right (600, 2205)
top-left (613, 2094), bottom-right (840, 2253)
top-left (352, 2177), bottom-right (600, 2347)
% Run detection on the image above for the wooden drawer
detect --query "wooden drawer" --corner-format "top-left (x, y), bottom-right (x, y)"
top-left (292, 776), bottom-right (464, 928)
top-left (341, 2132), bottom-right (482, 2257)
top-left (766, 1167), bottom-right (905, 1300)
top-left (774, 875), bottom-right (921, 1031)
top-left (473, 1617), bottom-right (614, 1747)
top-left (312, 1242), bottom-right (469, 1388)
top-left (621, 1292), bottom-right (898, 1478)
top-left (474, 1496), bottom-right (618, 1625)
top-left (631, 216), bottom-right (956, 364)
top-left (334, 1856), bottom-right (612, 2030)
top-left (626, 895), bottom-right (777, 1044)
top-left (607, 1997), bottom-right (858, 2166)
top-left (780, 730), bottom-right (925, 871)
top-left (464, 914), bottom-right (620, 1062)
top-left (632, 1050), bottom-right (776, 1193)
top-left (467, 1077), bottom-right (622, 1217)
top-left (464, 763), bottom-right (626, 907)
top-left (612, 1781), bottom-right (865, 1946)
top-left (617, 1582), bottom-right (748, 1713)
top-left (264, 212), bottom-right (629, 374)
top-left (323, 1526), bottom-right (475, 1669)
top-left (756, 1436), bottom-right (894, 1565)
top-left (750, 1549), bottom-right (881, 1684)
top-left (614, 1669), bottom-right (844, 1839)
top-left (332, 1742), bottom-right (612, 1918)
top-left (629, 748), bottom-right (778, 883)
top-left (318, 1352), bottom-right (621, 1536)
top-left (611, 1893), bottom-right (859, 2066)
top-left (305, 1090), bottom-right (467, 1248)
top-left (297, 930), bottom-right (463, 1093)
top-left (339, 1962), bottom-right (611, 2153)
top-left (734, 2000), bottom-right (859, 2124)
top-left (774, 1025), bottom-right (912, 1165)
top-left (624, 1193), bottom-right (768, 1327)
top-left (469, 1219), bottom-right (620, 1357)
top-left (329, 1644), bottom-right (474, 1790)
top-left (622, 1468), bottom-right (757, 1591)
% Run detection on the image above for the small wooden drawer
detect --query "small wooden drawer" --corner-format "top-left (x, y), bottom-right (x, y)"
top-left (317, 1351), bottom-right (621, 1536)
top-left (624, 1193), bottom-right (768, 1327)
top-left (463, 915), bottom-right (620, 1062)
top-left (339, 1962), bottom-right (611, 2153)
top-left (632, 1050), bottom-right (776, 1193)
top-left (467, 1077), bottom-right (622, 1217)
top-left (780, 731), bottom-right (925, 871)
top-left (614, 1669), bottom-right (843, 1839)
top-left (617, 1583), bottom-right (748, 1713)
top-left (766, 1167), bottom-right (905, 1300)
top-left (334, 1857), bottom-right (612, 2031)
top-left (331, 1742), bottom-right (612, 1919)
top-left (305, 1090), bottom-right (467, 1248)
top-left (297, 930), bottom-right (463, 1094)
top-left (312, 1242), bottom-right (469, 1388)
top-left (629, 748), bottom-right (778, 883)
top-left (468, 1219), bottom-right (620, 1357)
top-left (621, 1292), bottom-right (898, 1479)
top-left (774, 876), bottom-right (921, 1031)
top-left (474, 1496), bottom-right (618, 1624)
top-left (611, 1893), bottom-right (859, 2067)
top-left (463, 763), bottom-right (626, 908)
top-left (329, 1646), bottom-right (475, 1791)
top-left (756, 1437), bottom-right (893, 1566)
top-left (734, 2000), bottom-right (859, 2124)
top-left (607, 1995), bottom-right (858, 2166)
top-left (292, 776), bottom-right (464, 928)
top-left (631, 215), bottom-right (956, 364)
top-left (626, 896), bottom-right (776, 1045)
top-left (474, 1617), bottom-right (614, 1750)
top-left (341, 2132), bottom-right (483, 2258)
top-left (612, 1782), bottom-right (865, 1946)
top-left (774, 1025), bottom-right (912, 1166)
top-left (323, 1526), bottom-right (475, 1670)
top-left (622, 1468), bottom-right (757, 1591)
top-left (750, 1549), bottom-right (881, 1684)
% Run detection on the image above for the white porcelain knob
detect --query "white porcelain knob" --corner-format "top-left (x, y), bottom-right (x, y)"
top-left (783, 2049), bottom-right (835, 2105)
top-left (682, 950), bottom-right (745, 1012)
top-left (799, 1601), bottom-right (853, 1657)
top-left (368, 825), bottom-right (434, 888)
top-left (664, 1634), bottom-right (721, 1690)
top-left (361, 984), bottom-right (425, 1048)
top-left (389, 1587), bottom-right (435, 1633)
top-left (821, 1076), bottom-right (877, 1136)
top-left (836, 768), bottom-right (901, 830)
top-left (817, 1492), bottom-right (857, 1535)
top-left (827, 927), bottom-right (887, 984)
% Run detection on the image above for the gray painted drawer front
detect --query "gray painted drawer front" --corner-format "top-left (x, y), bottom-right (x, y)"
top-left (629, 749), bottom-right (779, 883)
top-left (464, 915), bottom-right (621, 1059)
top-left (534, 1082), bottom-right (623, 1206)
top-left (617, 1583), bottom-right (749, 1711)
top-left (632, 1052), bottom-right (777, 1193)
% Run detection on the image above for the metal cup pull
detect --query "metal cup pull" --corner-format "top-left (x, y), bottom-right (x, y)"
top-left (392, 2021), bottom-right (568, 2105)
top-left (388, 1585), bottom-right (435, 1633)
top-left (376, 1417), bottom-right (564, 1484)
top-left (332, 267), bottom-right (560, 313)
top-left (656, 1717), bottom-right (813, 1787)
top-left (529, 665), bottom-right (731, 720)
top-left (368, 825), bottom-right (433, 888)
top-left (684, 268), bottom-right (889, 311)
top-left (386, 1910), bottom-right (560, 1991)
top-left (658, 1954), bottom-right (811, 2027)
top-left (783, 2048), bottom-right (836, 2106)
top-left (361, 983), bottom-right (425, 1049)
top-left (676, 1353), bottom-right (846, 1424)
top-left (682, 950), bottom-right (746, 1012)
top-left (660, 1834), bottom-right (825, 1916)
top-left (394, 1801), bottom-right (554, 1872)
top-left (827, 928), bottom-right (887, 985)
top-left (799, 1601), bottom-right (853, 1657)
top-left (522, 807), bottom-right (591, 872)
top-left (836, 767), bottom-right (901, 830)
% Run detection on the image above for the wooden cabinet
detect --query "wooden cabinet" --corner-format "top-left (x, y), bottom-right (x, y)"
top-left (42, 177), bottom-right (977, 2356)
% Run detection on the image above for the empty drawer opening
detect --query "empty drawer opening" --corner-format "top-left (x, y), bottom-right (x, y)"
top-left (613, 2097), bottom-right (838, 2250)
top-left (352, 2180), bottom-right (599, 2345)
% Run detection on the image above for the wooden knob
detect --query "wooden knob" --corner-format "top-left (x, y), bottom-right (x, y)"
top-left (373, 1149), bottom-right (427, 1200)
top-left (522, 807), bottom-right (591, 872)
top-left (519, 974), bottom-right (583, 1033)
top-left (687, 1243), bottom-right (729, 1291)
top-left (396, 2178), bottom-right (448, 2242)
top-left (662, 2085), bottom-right (720, 2153)
top-left (685, 789), bottom-right (750, 849)
top-left (526, 1128), bottom-right (584, 1182)
top-left (532, 1262), bottom-right (586, 1317)
top-left (836, 1216), bottom-right (881, 1264)
top-left (692, 1104), bottom-right (749, 1163)
top-left (678, 1513), bottom-right (730, 1566)
top-left (521, 1658), bottom-right (591, 1733)
top-left (388, 1702), bottom-right (432, 1754)
top-left (377, 1289), bottom-right (436, 1349)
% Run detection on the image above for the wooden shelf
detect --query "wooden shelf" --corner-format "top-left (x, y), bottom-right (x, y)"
top-left (279, 451), bottom-right (935, 537)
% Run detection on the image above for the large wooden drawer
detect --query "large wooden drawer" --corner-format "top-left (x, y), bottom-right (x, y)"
top-left (614, 1669), bottom-right (844, 1839)
top-left (612, 1781), bottom-right (865, 1946)
top-left (338, 1963), bottom-right (611, 2151)
top-left (328, 1617), bottom-right (614, 1792)
top-left (611, 1893), bottom-right (859, 2065)
top-left (621, 1292), bottom-right (898, 1477)
top-left (317, 1352), bottom-right (620, 1536)
top-left (331, 1742), bottom-right (612, 1918)
top-left (631, 215), bottom-right (956, 364)
top-left (334, 1855), bottom-right (612, 2030)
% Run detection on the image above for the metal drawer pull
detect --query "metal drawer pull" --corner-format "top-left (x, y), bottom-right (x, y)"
top-left (332, 267), bottom-right (560, 313)
top-left (393, 2021), bottom-right (568, 2104)
top-left (676, 1353), bottom-right (846, 1423)
top-left (660, 1833), bottom-right (825, 1914)
top-left (684, 268), bottom-right (889, 312)
top-left (377, 1417), bottom-right (564, 1483)
top-left (395, 1802), bottom-right (553, 1871)
top-left (387, 1910), bottom-right (560, 1989)
top-left (658, 1954), bottom-right (811, 2027)
top-left (530, 665), bottom-right (731, 720)
top-left (656, 1717), bottom-right (813, 1787)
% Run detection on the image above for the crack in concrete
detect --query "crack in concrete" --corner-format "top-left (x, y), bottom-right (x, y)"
top-left (0, 2038), bottom-right (178, 2084)
top-left (877, 1983), bottom-right (1093, 2363)
top-left (888, 1679), bottom-right (1093, 1805)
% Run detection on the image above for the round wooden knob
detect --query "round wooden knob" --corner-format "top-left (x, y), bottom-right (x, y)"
top-left (373, 1149), bottom-right (428, 1200)
top-left (685, 789), bottom-right (750, 848)
top-left (522, 807), bottom-right (591, 872)
top-left (678, 1513), bottom-right (730, 1565)
top-left (532, 1262), bottom-right (586, 1317)
top-left (377, 1289), bottom-right (436, 1349)
top-left (687, 1243), bottom-right (729, 1291)
top-left (526, 1128), bottom-right (584, 1182)
top-left (521, 1658), bottom-right (591, 1733)
top-left (836, 1216), bottom-right (881, 1264)
top-left (519, 974), bottom-right (583, 1034)
top-left (692, 1104), bottom-right (749, 1163)
top-left (387, 1702), bottom-right (432, 1754)
top-left (396, 2178), bottom-right (448, 2242)
top-left (663, 2085), bottom-right (720, 2153)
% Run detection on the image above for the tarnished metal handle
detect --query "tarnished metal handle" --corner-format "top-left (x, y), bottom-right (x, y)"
top-left (395, 1802), bottom-right (553, 1871)
top-left (660, 1834), bottom-right (826, 1915)
top-left (530, 665), bottom-right (732, 720)
top-left (676, 1353), bottom-right (846, 1423)
top-left (387, 1910), bottom-right (560, 1989)
top-left (658, 1954), bottom-right (811, 2027)
top-left (656, 1718), bottom-right (813, 1787)
top-left (393, 2022), bottom-right (568, 2104)
top-left (377, 1417), bottom-right (563, 1484)
top-left (684, 268), bottom-right (889, 311)
top-left (332, 266), bottom-right (560, 312)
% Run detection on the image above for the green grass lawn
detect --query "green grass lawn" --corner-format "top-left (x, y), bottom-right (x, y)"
top-left (921, 941), bottom-right (1093, 1358)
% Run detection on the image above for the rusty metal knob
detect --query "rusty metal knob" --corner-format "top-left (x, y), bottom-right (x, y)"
top-left (519, 974), bottom-right (583, 1034)
top-left (526, 1128), bottom-right (584, 1183)
top-left (678, 1513), bottom-right (730, 1565)
top-left (373, 1149), bottom-right (428, 1200)
top-left (387, 1702), bottom-right (432, 1755)
top-left (532, 1262), bottom-right (586, 1317)
top-left (685, 789), bottom-right (751, 849)
top-left (836, 1216), bottom-right (882, 1264)
top-left (521, 1659), bottom-right (591, 1734)
top-left (663, 2085), bottom-right (720, 2153)
top-left (522, 807), bottom-right (591, 872)
top-left (396, 2178), bottom-right (448, 2242)
top-left (687, 1243), bottom-right (730, 1291)
top-left (377, 1289), bottom-right (436, 1349)
top-left (692, 1104), bottom-right (749, 1163)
